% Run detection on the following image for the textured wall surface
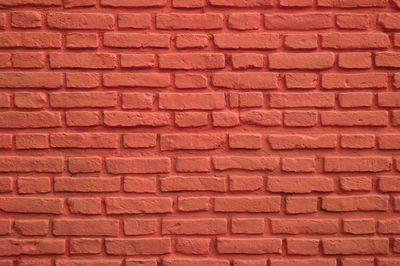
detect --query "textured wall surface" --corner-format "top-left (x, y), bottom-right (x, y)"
top-left (0, 0), bottom-right (399, 265)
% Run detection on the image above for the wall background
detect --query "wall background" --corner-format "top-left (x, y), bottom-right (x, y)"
top-left (0, 0), bottom-right (399, 265)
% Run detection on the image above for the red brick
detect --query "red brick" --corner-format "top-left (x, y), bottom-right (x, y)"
top-left (17, 177), bottom-right (51, 194)
top-left (175, 73), bottom-right (207, 89)
top-left (124, 176), bottom-right (157, 193)
top-left (11, 11), bottom-right (42, 28)
top-left (64, 0), bottom-right (96, 8)
top-left (270, 92), bottom-right (335, 108)
top-left (284, 34), bottom-right (317, 49)
top-left (214, 196), bottom-right (281, 213)
top-left (161, 176), bottom-right (226, 192)
top-left (336, 13), bottom-right (369, 29)
top-left (66, 72), bottom-right (99, 88)
top-left (49, 53), bottom-right (116, 69)
top-left (379, 176), bottom-right (400, 192)
top-left (339, 92), bottom-right (373, 108)
top-left (324, 156), bottom-right (391, 172)
top-left (267, 176), bottom-right (334, 193)
top-left (101, 0), bottom-right (167, 7)
top-left (0, 219), bottom-right (10, 235)
top-left (0, 197), bottom-right (63, 214)
top-left (213, 156), bottom-right (279, 171)
top-left (15, 92), bottom-right (46, 109)
top-left (103, 73), bottom-right (170, 87)
top-left (120, 54), bottom-right (155, 69)
top-left (378, 92), bottom-right (400, 107)
top-left (320, 0), bottom-right (386, 8)
top-left (126, 259), bottom-right (158, 266)
top-left (343, 219), bottom-right (375, 235)
top-left (214, 33), bottom-right (279, 49)
top-left (270, 259), bottom-right (334, 266)
top-left (172, 0), bottom-right (205, 8)
top-left (322, 195), bottom-right (389, 212)
top-left (286, 196), bottom-right (318, 214)
top-left (122, 93), bottom-right (154, 109)
top-left (118, 13), bottom-right (151, 29)
top-left (322, 238), bottom-right (388, 255)
top-left (228, 13), bottom-right (261, 30)
top-left (269, 52), bottom-right (334, 70)
top-left (0, 54), bottom-right (10, 69)
top-left (232, 218), bottom-right (264, 234)
top-left (66, 111), bottom-right (100, 127)
top-left (217, 238), bottom-right (282, 254)
top-left (321, 33), bottom-right (390, 49)
top-left (66, 33), bottom-right (98, 49)
top-left (240, 110), bottom-right (282, 126)
top-left (340, 176), bottom-right (373, 191)
top-left (280, 0), bottom-right (312, 6)
top-left (105, 197), bottom-right (172, 214)
top-left (14, 219), bottom-right (49, 236)
top-left (123, 133), bottom-right (157, 149)
top-left (178, 196), bottom-right (210, 212)
top-left (209, 0), bottom-right (272, 7)
top-left (212, 111), bottom-right (240, 127)
top-left (0, 72), bottom-right (62, 89)
top-left (54, 177), bottom-right (120, 192)
top-left (176, 157), bottom-right (211, 173)
top-left (56, 260), bottom-right (121, 266)
top-left (265, 13), bottom-right (333, 30)
top-left (213, 73), bottom-right (279, 90)
top-left (160, 134), bottom-right (224, 151)
top-left (105, 238), bottom-right (171, 255)
top-left (176, 238), bottom-right (210, 255)
top-left (285, 73), bottom-right (318, 89)
top-left (68, 157), bottom-right (102, 173)
top-left (229, 133), bottom-right (261, 150)
top-left (104, 33), bottom-right (170, 48)
top-left (378, 13), bottom-right (400, 30)
top-left (230, 176), bottom-right (263, 192)
top-left (282, 157), bottom-right (315, 173)
top-left (53, 219), bottom-right (119, 236)
top-left (124, 219), bottom-right (157, 235)
top-left (322, 73), bottom-right (387, 89)
top-left (0, 33), bottom-right (61, 48)
top-left (283, 111), bottom-right (317, 127)
top-left (68, 198), bottom-right (102, 215)
top-left (230, 92), bottom-right (264, 108)
top-left (70, 238), bottom-right (102, 254)
top-left (104, 112), bottom-right (170, 127)
top-left (376, 52), bottom-right (400, 68)
top-left (0, 239), bottom-right (65, 256)
top-left (0, 135), bottom-right (12, 149)
top-left (321, 111), bottom-right (389, 126)
top-left (159, 53), bottom-right (225, 70)
top-left (175, 112), bottom-right (208, 128)
top-left (231, 53), bottom-right (264, 69)
top-left (156, 13), bottom-right (223, 30)
top-left (286, 239), bottom-right (319, 255)
top-left (0, 178), bottom-right (13, 193)
top-left (339, 52), bottom-right (371, 69)
top-left (342, 258), bottom-right (374, 266)
top-left (12, 53), bottom-right (45, 68)
top-left (162, 218), bottom-right (227, 235)
top-left (269, 134), bottom-right (337, 150)
top-left (0, 156), bottom-right (63, 173)
top-left (50, 133), bottom-right (118, 149)
top-left (47, 13), bottom-right (114, 30)
top-left (340, 134), bottom-right (375, 149)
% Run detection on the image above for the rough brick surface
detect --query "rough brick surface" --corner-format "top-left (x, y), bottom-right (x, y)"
top-left (0, 1), bottom-right (399, 264)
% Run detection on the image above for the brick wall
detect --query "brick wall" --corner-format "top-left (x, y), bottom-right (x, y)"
top-left (0, 0), bottom-right (399, 265)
